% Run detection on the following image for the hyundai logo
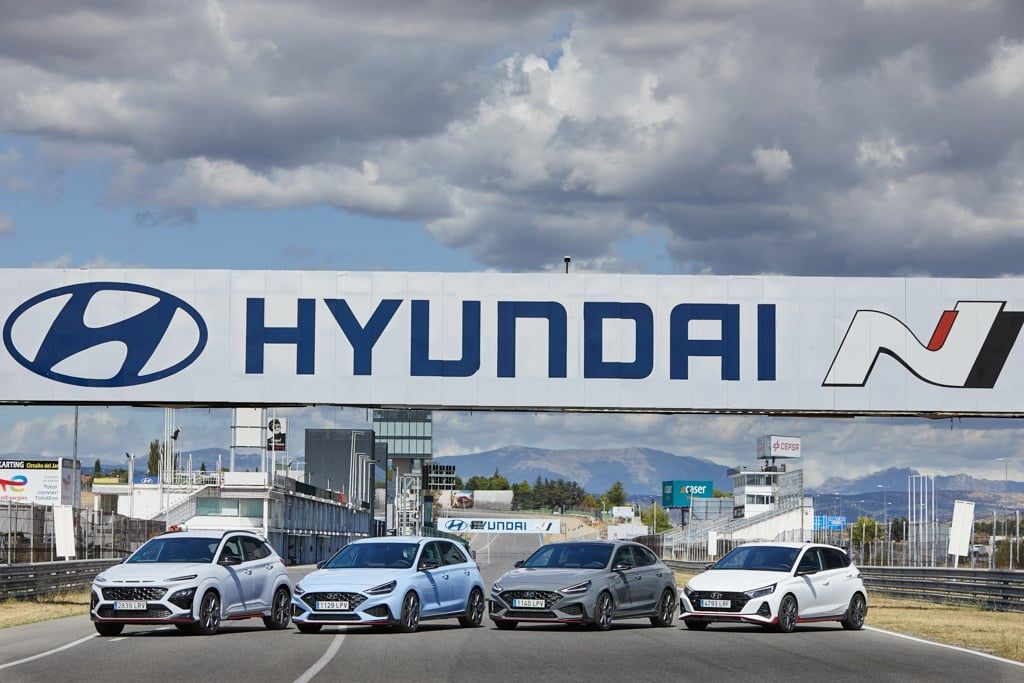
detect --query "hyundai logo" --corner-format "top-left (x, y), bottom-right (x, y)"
top-left (3, 282), bottom-right (208, 387)
top-left (444, 519), bottom-right (467, 531)
top-left (710, 592), bottom-right (722, 599)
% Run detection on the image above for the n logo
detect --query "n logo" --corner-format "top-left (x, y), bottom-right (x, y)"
top-left (823, 301), bottom-right (1024, 388)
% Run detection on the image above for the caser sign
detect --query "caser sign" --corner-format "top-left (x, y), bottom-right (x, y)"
top-left (0, 270), bottom-right (1022, 416)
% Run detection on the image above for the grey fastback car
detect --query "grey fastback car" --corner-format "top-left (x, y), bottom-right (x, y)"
top-left (488, 540), bottom-right (677, 630)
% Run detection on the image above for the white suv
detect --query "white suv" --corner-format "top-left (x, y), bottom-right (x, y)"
top-left (681, 542), bottom-right (867, 633)
top-left (91, 529), bottom-right (293, 636)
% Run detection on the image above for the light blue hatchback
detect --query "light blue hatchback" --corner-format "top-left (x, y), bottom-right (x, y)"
top-left (291, 536), bottom-right (485, 633)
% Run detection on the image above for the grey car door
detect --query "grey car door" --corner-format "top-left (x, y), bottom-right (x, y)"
top-left (630, 544), bottom-right (663, 611)
top-left (609, 545), bottom-right (638, 612)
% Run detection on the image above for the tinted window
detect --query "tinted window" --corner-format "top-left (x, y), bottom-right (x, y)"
top-left (219, 537), bottom-right (243, 563)
top-left (711, 546), bottom-right (800, 572)
top-left (241, 536), bottom-right (271, 561)
top-left (126, 537), bottom-right (219, 563)
top-left (632, 545), bottom-right (658, 567)
top-left (523, 543), bottom-right (613, 569)
top-left (796, 549), bottom-right (823, 573)
top-left (441, 542), bottom-right (467, 566)
top-left (613, 546), bottom-right (636, 568)
top-left (420, 542), bottom-right (442, 567)
top-left (822, 548), bottom-right (850, 570)
top-left (325, 542), bottom-right (418, 569)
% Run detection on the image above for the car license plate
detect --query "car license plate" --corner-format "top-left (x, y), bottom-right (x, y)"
top-left (114, 601), bottom-right (147, 611)
top-left (316, 601), bottom-right (349, 611)
top-left (700, 599), bottom-right (731, 608)
top-left (512, 598), bottom-right (546, 608)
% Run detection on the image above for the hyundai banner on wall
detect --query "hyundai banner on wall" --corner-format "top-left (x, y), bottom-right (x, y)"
top-left (1, 269), bottom-right (1023, 415)
top-left (440, 518), bottom-right (561, 534)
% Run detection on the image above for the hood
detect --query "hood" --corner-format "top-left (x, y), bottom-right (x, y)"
top-left (687, 569), bottom-right (791, 592)
top-left (494, 567), bottom-right (603, 591)
top-left (297, 568), bottom-right (410, 592)
top-left (97, 562), bottom-right (210, 584)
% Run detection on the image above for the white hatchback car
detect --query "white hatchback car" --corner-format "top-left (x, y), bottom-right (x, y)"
top-left (681, 542), bottom-right (867, 632)
top-left (91, 529), bottom-right (293, 636)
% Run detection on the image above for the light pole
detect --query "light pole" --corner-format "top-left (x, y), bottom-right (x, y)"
top-left (125, 452), bottom-right (135, 519)
top-left (563, 255), bottom-right (571, 274)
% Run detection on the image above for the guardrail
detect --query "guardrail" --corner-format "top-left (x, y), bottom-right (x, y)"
top-left (0, 559), bottom-right (122, 600)
top-left (664, 560), bottom-right (1024, 613)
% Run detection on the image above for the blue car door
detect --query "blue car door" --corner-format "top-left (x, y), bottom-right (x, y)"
top-left (440, 541), bottom-right (473, 613)
top-left (416, 542), bottom-right (446, 616)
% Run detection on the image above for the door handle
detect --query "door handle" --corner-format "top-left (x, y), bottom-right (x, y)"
top-left (463, 570), bottom-right (470, 576)
top-left (634, 574), bottom-right (642, 581)
top-left (244, 569), bottom-right (253, 575)
top-left (822, 581), bottom-right (830, 586)
top-left (443, 575), bottom-right (450, 580)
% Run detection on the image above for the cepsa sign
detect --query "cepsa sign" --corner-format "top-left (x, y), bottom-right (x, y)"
top-left (662, 480), bottom-right (714, 508)
top-left (757, 435), bottom-right (801, 459)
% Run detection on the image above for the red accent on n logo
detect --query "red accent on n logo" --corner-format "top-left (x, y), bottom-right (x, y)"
top-left (926, 310), bottom-right (958, 351)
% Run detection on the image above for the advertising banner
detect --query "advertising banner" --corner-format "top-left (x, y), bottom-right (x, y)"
top-left (948, 500), bottom-right (975, 558)
top-left (2, 269), bottom-right (1024, 415)
top-left (611, 506), bottom-right (635, 518)
top-left (662, 480), bottom-right (714, 508)
top-left (439, 517), bottom-right (561, 534)
top-left (812, 515), bottom-right (847, 531)
top-left (757, 435), bottom-right (802, 459)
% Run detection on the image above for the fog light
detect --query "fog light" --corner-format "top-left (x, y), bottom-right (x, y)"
top-left (757, 602), bottom-right (771, 618)
top-left (168, 587), bottom-right (196, 610)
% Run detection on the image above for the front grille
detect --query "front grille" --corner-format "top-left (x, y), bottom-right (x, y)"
top-left (500, 590), bottom-right (562, 609)
top-left (102, 587), bottom-right (167, 601)
top-left (364, 605), bottom-right (390, 618)
top-left (505, 610), bottom-right (557, 619)
top-left (560, 603), bottom-right (583, 616)
top-left (302, 592), bottom-right (367, 611)
top-left (308, 613), bottom-right (361, 621)
top-left (687, 591), bottom-right (750, 613)
top-left (97, 606), bottom-right (172, 619)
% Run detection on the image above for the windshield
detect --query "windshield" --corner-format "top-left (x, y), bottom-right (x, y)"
top-left (126, 537), bottom-right (218, 564)
top-left (325, 543), bottom-right (419, 569)
top-left (522, 543), bottom-right (613, 569)
top-left (710, 546), bottom-right (800, 572)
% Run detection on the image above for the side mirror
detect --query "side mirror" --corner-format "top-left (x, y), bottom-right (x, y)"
top-left (419, 559), bottom-right (440, 571)
top-left (796, 567), bottom-right (818, 576)
top-left (613, 561), bottom-right (633, 571)
top-left (513, 560), bottom-right (524, 568)
top-left (316, 561), bottom-right (325, 569)
top-left (219, 554), bottom-right (242, 567)
top-left (470, 551), bottom-right (477, 560)
top-left (704, 563), bottom-right (715, 570)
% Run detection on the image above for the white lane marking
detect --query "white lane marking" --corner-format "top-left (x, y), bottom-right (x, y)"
top-left (0, 634), bottom-right (97, 670)
top-left (109, 637), bottom-right (127, 642)
top-left (292, 633), bottom-right (346, 683)
top-left (865, 627), bottom-right (1024, 668)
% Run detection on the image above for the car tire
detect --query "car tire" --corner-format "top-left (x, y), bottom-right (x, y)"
top-left (841, 593), bottom-right (867, 631)
top-left (458, 588), bottom-right (485, 628)
top-left (775, 594), bottom-right (798, 633)
top-left (650, 589), bottom-right (676, 627)
top-left (263, 587), bottom-right (292, 630)
top-left (188, 590), bottom-right (222, 636)
top-left (493, 619), bottom-right (518, 630)
top-left (296, 623), bottom-right (322, 634)
top-left (683, 619), bottom-right (709, 631)
top-left (94, 622), bottom-right (124, 637)
top-left (591, 591), bottom-right (614, 631)
top-left (395, 591), bottom-right (421, 633)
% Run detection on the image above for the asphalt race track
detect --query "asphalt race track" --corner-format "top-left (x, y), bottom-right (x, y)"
top-left (1, 533), bottom-right (1022, 683)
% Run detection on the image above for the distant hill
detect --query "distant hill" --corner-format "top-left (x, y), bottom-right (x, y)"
top-left (811, 466), bottom-right (1024, 496)
top-left (435, 445), bottom-right (731, 495)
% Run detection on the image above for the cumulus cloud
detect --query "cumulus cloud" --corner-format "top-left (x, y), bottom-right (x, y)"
top-left (2, 1), bottom-right (1024, 276)
top-left (0, 211), bottom-right (12, 233)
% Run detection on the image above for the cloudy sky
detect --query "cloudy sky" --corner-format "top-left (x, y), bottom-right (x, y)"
top-left (1, 1), bottom-right (1023, 486)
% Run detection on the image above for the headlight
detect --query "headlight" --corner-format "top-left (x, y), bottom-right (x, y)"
top-left (491, 582), bottom-right (502, 593)
top-left (94, 575), bottom-right (107, 583)
top-left (366, 580), bottom-right (397, 595)
top-left (166, 574), bottom-right (198, 582)
top-left (294, 584), bottom-right (305, 595)
top-left (744, 584), bottom-right (776, 599)
top-left (683, 584), bottom-right (694, 597)
top-left (560, 580), bottom-right (591, 595)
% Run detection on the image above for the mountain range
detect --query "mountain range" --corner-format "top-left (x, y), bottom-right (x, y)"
top-left (809, 466), bottom-right (1024, 496)
top-left (435, 445), bottom-right (732, 495)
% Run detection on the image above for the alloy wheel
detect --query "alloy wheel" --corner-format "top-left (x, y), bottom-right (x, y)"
top-left (777, 595), bottom-right (797, 633)
top-left (842, 594), bottom-right (867, 631)
top-left (398, 592), bottom-right (420, 633)
top-left (594, 593), bottom-right (614, 631)
top-left (460, 590), bottom-right (485, 627)
top-left (197, 591), bottom-right (221, 635)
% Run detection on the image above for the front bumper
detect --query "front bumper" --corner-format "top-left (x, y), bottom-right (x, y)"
top-left (90, 584), bottom-right (197, 625)
top-left (291, 590), bottom-right (396, 625)
top-left (680, 591), bottom-right (776, 625)
top-left (488, 589), bottom-right (588, 623)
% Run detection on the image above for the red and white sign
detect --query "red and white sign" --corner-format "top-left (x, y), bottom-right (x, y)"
top-left (757, 435), bottom-right (801, 459)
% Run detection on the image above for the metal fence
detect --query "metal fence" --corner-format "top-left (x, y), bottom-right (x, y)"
top-left (1, 502), bottom-right (165, 565)
top-left (0, 558), bottom-right (121, 600)
top-left (857, 566), bottom-right (1024, 612)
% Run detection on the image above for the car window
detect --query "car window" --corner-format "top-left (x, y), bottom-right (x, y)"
top-left (523, 543), bottom-right (613, 569)
top-left (441, 542), bottom-right (468, 566)
top-left (613, 545), bottom-right (635, 568)
top-left (796, 548), bottom-right (822, 573)
top-left (126, 537), bottom-right (219, 563)
top-left (822, 548), bottom-right (850, 570)
top-left (632, 545), bottom-right (657, 567)
top-left (325, 542), bottom-right (418, 569)
top-left (241, 536), bottom-right (270, 561)
top-left (219, 537), bottom-right (243, 564)
top-left (419, 542), bottom-right (442, 568)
